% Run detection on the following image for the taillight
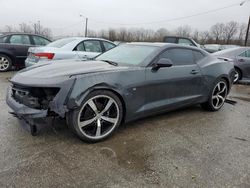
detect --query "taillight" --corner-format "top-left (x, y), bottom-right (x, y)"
top-left (34, 53), bottom-right (54, 60)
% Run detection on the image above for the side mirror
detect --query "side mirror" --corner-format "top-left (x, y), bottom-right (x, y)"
top-left (152, 58), bottom-right (173, 71)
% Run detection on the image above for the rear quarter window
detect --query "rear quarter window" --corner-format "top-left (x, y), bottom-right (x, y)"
top-left (0, 36), bottom-right (8, 43)
top-left (193, 50), bottom-right (206, 62)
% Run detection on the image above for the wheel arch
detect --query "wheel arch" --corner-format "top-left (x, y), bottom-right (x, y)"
top-left (0, 51), bottom-right (16, 64)
top-left (68, 84), bottom-right (127, 123)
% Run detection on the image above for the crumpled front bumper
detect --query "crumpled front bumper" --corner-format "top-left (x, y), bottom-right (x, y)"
top-left (6, 86), bottom-right (48, 119)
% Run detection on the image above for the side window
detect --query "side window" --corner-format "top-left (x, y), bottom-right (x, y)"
top-left (33, 36), bottom-right (50, 46)
top-left (75, 42), bottom-right (85, 51)
top-left (193, 50), bottom-right (205, 62)
top-left (83, 41), bottom-right (102, 53)
top-left (103, 41), bottom-right (115, 51)
top-left (159, 48), bottom-right (195, 66)
top-left (239, 50), bottom-right (250, 58)
top-left (178, 38), bottom-right (195, 46)
top-left (9, 35), bottom-right (31, 45)
top-left (0, 36), bottom-right (8, 43)
top-left (164, 37), bottom-right (176, 43)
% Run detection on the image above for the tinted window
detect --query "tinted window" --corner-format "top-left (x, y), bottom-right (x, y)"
top-left (0, 36), bottom-right (8, 43)
top-left (164, 37), bottom-right (176, 43)
top-left (193, 50), bottom-right (205, 62)
top-left (160, 48), bottom-right (195, 66)
top-left (33, 36), bottom-right (50, 46)
top-left (239, 50), bottom-right (250, 58)
top-left (103, 41), bottom-right (115, 51)
top-left (9, 35), bottom-right (31, 45)
top-left (84, 41), bottom-right (102, 53)
top-left (178, 38), bottom-right (195, 46)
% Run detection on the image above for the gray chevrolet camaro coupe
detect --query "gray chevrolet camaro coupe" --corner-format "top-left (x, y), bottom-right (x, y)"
top-left (6, 43), bottom-right (235, 142)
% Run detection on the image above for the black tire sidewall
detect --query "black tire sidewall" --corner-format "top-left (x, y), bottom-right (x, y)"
top-left (68, 90), bottom-right (123, 142)
top-left (0, 54), bottom-right (12, 72)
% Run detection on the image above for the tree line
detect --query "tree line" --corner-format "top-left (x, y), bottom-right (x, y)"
top-left (2, 22), bottom-right (52, 39)
top-left (1, 20), bottom-right (248, 45)
top-left (86, 21), bottom-right (248, 45)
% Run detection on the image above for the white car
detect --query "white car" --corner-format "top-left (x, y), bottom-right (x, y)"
top-left (25, 37), bottom-right (116, 67)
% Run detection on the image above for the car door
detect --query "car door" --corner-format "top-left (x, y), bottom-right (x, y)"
top-left (75, 40), bottom-right (103, 60)
top-left (144, 47), bottom-right (204, 114)
top-left (6, 34), bottom-right (34, 64)
top-left (236, 49), bottom-right (250, 78)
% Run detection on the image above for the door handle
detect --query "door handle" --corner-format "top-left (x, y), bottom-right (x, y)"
top-left (238, 59), bottom-right (245, 62)
top-left (190, 70), bottom-right (199, 75)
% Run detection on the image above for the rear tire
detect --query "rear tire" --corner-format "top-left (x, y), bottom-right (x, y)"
top-left (0, 54), bottom-right (12, 72)
top-left (233, 68), bottom-right (241, 83)
top-left (201, 79), bottom-right (228, 111)
top-left (68, 90), bottom-right (123, 143)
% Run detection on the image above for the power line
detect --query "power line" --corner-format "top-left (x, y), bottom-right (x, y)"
top-left (51, 1), bottom-right (248, 30)
top-left (85, 1), bottom-right (247, 26)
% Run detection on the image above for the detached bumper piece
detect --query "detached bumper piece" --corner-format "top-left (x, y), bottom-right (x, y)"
top-left (6, 85), bottom-right (60, 136)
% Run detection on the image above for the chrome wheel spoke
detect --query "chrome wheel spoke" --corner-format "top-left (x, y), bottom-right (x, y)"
top-left (101, 116), bottom-right (117, 124)
top-left (87, 99), bottom-right (98, 114)
top-left (80, 117), bottom-right (96, 128)
top-left (212, 81), bottom-right (227, 109)
top-left (77, 94), bottom-right (120, 139)
top-left (218, 85), bottom-right (226, 94)
top-left (218, 95), bottom-right (225, 102)
top-left (96, 119), bottom-right (101, 136)
top-left (101, 99), bottom-right (114, 114)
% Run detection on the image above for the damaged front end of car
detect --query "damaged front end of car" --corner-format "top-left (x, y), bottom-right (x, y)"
top-left (6, 77), bottom-right (76, 135)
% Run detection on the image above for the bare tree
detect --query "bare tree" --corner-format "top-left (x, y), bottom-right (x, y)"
top-left (210, 23), bottom-right (225, 43)
top-left (199, 31), bottom-right (210, 44)
top-left (223, 21), bottom-right (238, 44)
top-left (19, 23), bottom-right (33, 33)
top-left (155, 28), bottom-right (169, 41)
top-left (237, 23), bottom-right (247, 45)
top-left (192, 30), bottom-right (200, 42)
top-left (5, 25), bottom-right (13, 32)
top-left (175, 25), bottom-right (192, 37)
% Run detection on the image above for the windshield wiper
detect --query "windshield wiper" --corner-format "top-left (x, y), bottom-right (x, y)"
top-left (100, 60), bottom-right (118, 66)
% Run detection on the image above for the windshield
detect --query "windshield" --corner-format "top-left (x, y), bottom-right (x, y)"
top-left (96, 44), bottom-right (158, 66)
top-left (46, 38), bottom-right (76, 48)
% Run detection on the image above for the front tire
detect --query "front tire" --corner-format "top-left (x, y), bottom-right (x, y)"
top-left (201, 79), bottom-right (228, 111)
top-left (68, 90), bottom-right (123, 142)
top-left (0, 54), bottom-right (12, 72)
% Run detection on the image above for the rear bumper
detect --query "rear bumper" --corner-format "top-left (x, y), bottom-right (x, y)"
top-left (6, 86), bottom-right (47, 118)
top-left (25, 59), bottom-right (36, 68)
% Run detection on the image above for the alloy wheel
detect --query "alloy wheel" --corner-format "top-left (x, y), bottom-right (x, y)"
top-left (211, 81), bottom-right (227, 109)
top-left (0, 56), bottom-right (10, 71)
top-left (233, 70), bottom-right (240, 83)
top-left (77, 95), bottom-right (120, 140)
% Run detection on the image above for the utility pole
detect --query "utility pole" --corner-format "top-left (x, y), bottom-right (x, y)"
top-left (85, 18), bottom-right (88, 37)
top-left (80, 14), bottom-right (88, 37)
top-left (245, 15), bottom-right (250, 46)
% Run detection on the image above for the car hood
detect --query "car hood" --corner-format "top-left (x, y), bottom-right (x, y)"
top-left (14, 60), bottom-right (129, 79)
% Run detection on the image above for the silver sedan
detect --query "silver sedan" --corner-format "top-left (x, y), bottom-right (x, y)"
top-left (25, 37), bottom-right (116, 67)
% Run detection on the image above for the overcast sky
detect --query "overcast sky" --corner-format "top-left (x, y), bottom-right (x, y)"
top-left (0, 0), bottom-right (249, 36)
